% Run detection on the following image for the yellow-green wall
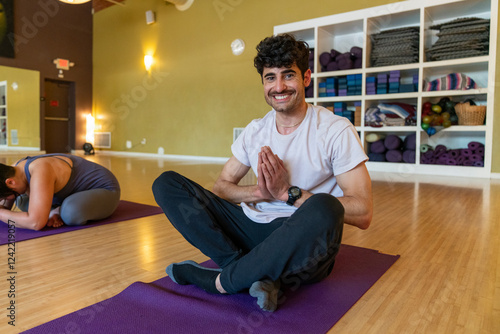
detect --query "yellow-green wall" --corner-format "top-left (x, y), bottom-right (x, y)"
top-left (94, 0), bottom-right (500, 173)
top-left (0, 66), bottom-right (40, 148)
top-left (93, 0), bottom-right (401, 156)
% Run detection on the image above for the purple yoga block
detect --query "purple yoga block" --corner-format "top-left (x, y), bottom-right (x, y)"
top-left (370, 139), bottom-right (386, 154)
top-left (384, 135), bottom-right (402, 150)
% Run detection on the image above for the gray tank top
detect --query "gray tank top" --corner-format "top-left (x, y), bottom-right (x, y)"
top-left (19, 154), bottom-right (120, 206)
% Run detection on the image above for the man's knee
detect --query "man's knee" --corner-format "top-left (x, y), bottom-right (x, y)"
top-left (152, 171), bottom-right (181, 196)
top-left (304, 193), bottom-right (344, 228)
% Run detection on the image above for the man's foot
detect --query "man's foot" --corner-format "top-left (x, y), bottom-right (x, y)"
top-left (166, 260), bottom-right (223, 294)
top-left (249, 279), bottom-right (281, 312)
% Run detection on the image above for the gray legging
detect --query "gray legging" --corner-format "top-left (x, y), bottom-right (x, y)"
top-left (16, 188), bottom-right (121, 226)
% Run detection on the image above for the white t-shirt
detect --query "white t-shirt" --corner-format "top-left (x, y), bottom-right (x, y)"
top-left (231, 104), bottom-right (368, 223)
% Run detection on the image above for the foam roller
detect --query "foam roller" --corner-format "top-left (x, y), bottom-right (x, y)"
top-left (384, 134), bottom-right (402, 150)
top-left (386, 149), bottom-right (403, 162)
top-left (403, 150), bottom-right (415, 163)
top-left (370, 139), bottom-right (386, 154)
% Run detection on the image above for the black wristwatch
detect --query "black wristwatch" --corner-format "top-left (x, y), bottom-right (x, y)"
top-left (286, 186), bottom-right (302, 206)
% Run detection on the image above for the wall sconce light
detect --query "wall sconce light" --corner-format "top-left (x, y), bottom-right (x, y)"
top-left (144, 55), bottom-right (154, 71)
top-left (86, 113), bottom-right (95, 144)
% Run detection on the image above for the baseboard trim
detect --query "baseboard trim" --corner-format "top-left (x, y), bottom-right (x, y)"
top-left (74, 149), bottom-right (229, 164)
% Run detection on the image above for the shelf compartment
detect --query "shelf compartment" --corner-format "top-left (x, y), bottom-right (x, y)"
top-left (424, 0), bottom-right (492, 62)
top-left (365, 130), bottom-right (417, 164)
top-left (366, 9), bottom-right (421, 68)
top-left (366, 68), bottom-right (419, 95)
top-left (317, 20), bottom-right (364, 72)
top-left (422, 61), bottom-right (489, 89)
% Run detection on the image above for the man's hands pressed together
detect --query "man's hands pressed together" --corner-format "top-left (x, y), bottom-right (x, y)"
top-left (257, 146), bottom-right (290, 202)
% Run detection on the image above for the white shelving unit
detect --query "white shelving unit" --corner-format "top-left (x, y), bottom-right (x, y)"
top-left (0, 81), bottom-right (7, 146)
top-left (274, 0), bottom-right (497, 177)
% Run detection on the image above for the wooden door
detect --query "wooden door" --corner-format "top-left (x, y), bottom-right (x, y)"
top-left (44, 80), bottom-right (74, 153)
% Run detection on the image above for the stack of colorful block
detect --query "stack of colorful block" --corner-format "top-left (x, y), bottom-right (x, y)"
top-left (347, 74), bottom-right (362, 96)
top-left (338, 77), bottom-right (348, 96)
top-left (326, 78), bottom-right (337, 96)
top-left (318, 78), bottom-right (338, 98)
top-left (388, 71), bottom-right (400, 94)
top-left (366, 76), bottom-right (376, 95)
top-left (333, 102), bottom-right (346, 117)
top-left (377, 73), bottom-right (388, 94)
top-left (318, 82), bottom-right (327, 97)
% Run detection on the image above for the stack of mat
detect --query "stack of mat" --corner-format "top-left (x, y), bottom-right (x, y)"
top-left (427, 17), bottom-right (490, 61)
top-left (370, 27), bottom-right (419, 67)
top-left (420, 141), bottom-right (484, 166)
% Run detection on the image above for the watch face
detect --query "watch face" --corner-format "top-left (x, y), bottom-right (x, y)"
top-left (290, 187), bottom-right (301, 197)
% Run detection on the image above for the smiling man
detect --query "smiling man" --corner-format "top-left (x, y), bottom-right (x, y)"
top-left (153, 33), bottom-right (372, 312)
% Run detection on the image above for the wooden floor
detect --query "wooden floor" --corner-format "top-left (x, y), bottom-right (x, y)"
top-left (1, 153), bottom-right (499, 333)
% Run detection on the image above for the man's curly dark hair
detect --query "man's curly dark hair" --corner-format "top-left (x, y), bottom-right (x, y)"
top-left (254, 33), bottom-right (310, 79)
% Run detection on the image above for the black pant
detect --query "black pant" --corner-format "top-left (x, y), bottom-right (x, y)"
top-left (152, 171), bottom-right (344, 294)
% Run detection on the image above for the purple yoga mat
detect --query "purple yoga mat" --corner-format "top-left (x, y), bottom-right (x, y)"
top-left (22, 245), bottom-right (399, 334)
top-left (0, 200), bottom-right (163, 245)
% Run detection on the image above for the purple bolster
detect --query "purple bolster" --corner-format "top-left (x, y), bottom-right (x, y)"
top-left (386, 150), bottom-right (403, 162)
top-left (319, 52), bottom-right (333, 67)
top-left (403, 150), bottom-right (416, 163)
top-left (370, 139), bottom-right (386, 154)
top-left (384, 134), bottom-right (402, 150)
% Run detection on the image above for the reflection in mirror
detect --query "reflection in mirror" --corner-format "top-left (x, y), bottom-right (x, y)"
top-left (0, 65), bottom-right (40, 151)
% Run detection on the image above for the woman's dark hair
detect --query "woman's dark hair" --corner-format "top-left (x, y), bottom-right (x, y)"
top-left (0, 163), bottom-right (16, 198)
top-left (254, 33), bottom-right (310, 78)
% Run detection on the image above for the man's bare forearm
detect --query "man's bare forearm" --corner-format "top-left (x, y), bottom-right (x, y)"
top-left (213, 180), bottom-right (262, 204)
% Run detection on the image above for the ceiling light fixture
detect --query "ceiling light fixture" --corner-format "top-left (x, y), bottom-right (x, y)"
top-left (58, 0), bottom-right (91, 4)
top-left (165, 0), bottom-right (194, 11)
